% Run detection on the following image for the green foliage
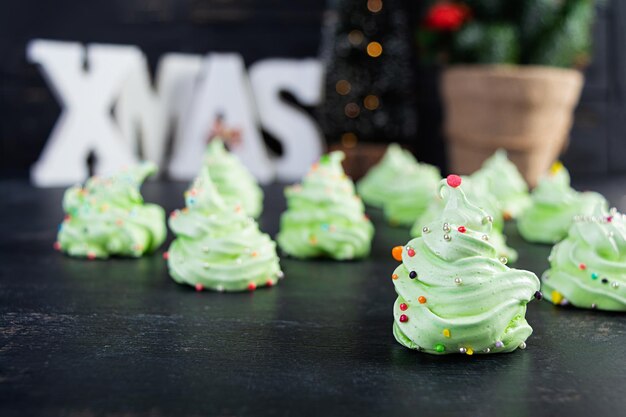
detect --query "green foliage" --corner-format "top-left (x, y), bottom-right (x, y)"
top-left (419, 0), bottom-right (596, 68)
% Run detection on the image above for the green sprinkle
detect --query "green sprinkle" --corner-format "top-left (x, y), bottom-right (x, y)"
top-left (435, 343), bottom-right (445, 353)
top-left (319, 155), bottom-right (330, 164)
top-left (591, 273), bottom-right (598, 280)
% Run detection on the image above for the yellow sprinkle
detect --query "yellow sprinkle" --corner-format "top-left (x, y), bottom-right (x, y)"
top-left (443, 329), bottom-right (451, 338)
top-left (310, 235), bottom-right (318, 245)
top-left (466, 348), bottom-right (474, 355)
top-left (550, 161), bottom-right (564, 175)
top-left (552, 290), bottom-right (563, 305)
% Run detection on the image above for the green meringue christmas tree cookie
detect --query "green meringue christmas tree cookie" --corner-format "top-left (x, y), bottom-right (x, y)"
top-left (472, 150), bottom-right (530, 220)
top-left (518, 162), bottom-right (608, 244)
top-left (410, 175), bottom-right (518, 263)
top-left (203, 139), bottom-right (263, 218)
top-left (391, 175), bottom-right (540, 355)
top-left (542, 206), bottom-right (626, 311)
top-left (278, 151), bottom-right (374, 260)
top-left (167, 167), bottom-right (282, 292)
top-left (381, 160), bottom-right (441, 227)
top-left (55, 162), bottom-right (166, 259)
top-left (357, 143), bottom-right (417, 208)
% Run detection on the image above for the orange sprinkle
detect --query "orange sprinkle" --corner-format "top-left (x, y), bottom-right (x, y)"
top-left (443, 328), bottom-right (451, 338)
top-left (182, 208), bottom-right (189, 213)
top-left (251, 251), bottom-right (258, 257)
top-left (266, 279), bottom-right (274, 287)
top-left (391, 246), bottom-right (403, 261)
top-left (418, 296), bottom-right (427, 304)
top-left (503, 211), bottom-right (513, 221)
top-left (392, 274), bottom-right (398, 280)
top-left (310, 235), bottom-right (318, 245)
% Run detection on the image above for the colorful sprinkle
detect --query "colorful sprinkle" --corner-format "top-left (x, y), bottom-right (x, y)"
top-left (247, 282), bottom-right (257, 291)
top-left (266, 279), bottom-right (274, 287)
top-left (391, 246), bottom-right (403, 261)
top-left (579, 263), bottom-right (587, 270)
top-left (591, 273), bottom-right (598, 280)
top-left (503, 211), bottom-right (513, 221)
top-left (309, 235), bottom-right (318, 245)
top-left (409, 271), bottom-right (417, 279)
top-left (162, 252), bottom-right (169, 260)
top-left (607, 216), bottom-right (613, 223)
top-left (446, 174), bottom-right (462, 188)
top-left (495, 340), bottom-right (504, 348)
top-left (601, 278), bottom-right (609, 284)
top-left (466, 348), bottom-right (474, 355)
top-left (534, 291), bottom-right (543, 300)
top-left (457, 226), bottom-right (466, 233)
top-left (86, 252), bottom-right (96, 260)
top-left (251, 251), bottom-right (258, 257)
top-left (53, 242), bottom-right (61, 251)
top-left (399, 303), bottom-right (408, 311)
top-left (551, 290), bottom-right (563, 305)
top-left (418, 296), bottom-right (427, 304)
top-left (407, 247), bottom-right (416, 257)
top-left (435, 344), bottom-right (445, 353)
top-left (443, 328), bottom-right (451, 338)
top-left (399, 314), bottom-right (408, 323)
top-left (392, 274), bottom-right (398, 280)
top-left (195, 283), bottom-right (204, 292)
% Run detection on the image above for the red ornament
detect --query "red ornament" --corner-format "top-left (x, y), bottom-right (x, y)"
top-left (424, 2), bottom-right (470, 31)
top-left (579, 263), bottom-right (586, 270)
top-left (446, 174), bottom-right (462, 188)
top-left (400, 303), bottom-right (408, 311)
top-left (407, 247), bottom-right (416, 257)
top-left (457, 226), bottom-right (466, 233)
top-left (247, 282), bottom-right (257, 291)
top-left (163, 251), bottom-right (170, 260)
top-left (195, 283), bottom-right (204, 292)
top-left (399, 314), bottom-right (408, 323)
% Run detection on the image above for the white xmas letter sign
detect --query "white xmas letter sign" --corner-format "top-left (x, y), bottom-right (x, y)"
top-left (28, 40), bottom-right (140, 186)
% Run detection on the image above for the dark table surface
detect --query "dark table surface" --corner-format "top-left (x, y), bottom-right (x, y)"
top-left (1, 177), bottom-right (625, 417)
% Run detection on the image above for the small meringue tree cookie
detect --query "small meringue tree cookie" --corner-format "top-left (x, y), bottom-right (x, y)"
top-left (542, 206), bottom-right (626, 311)
top-left (472, 150), bottom-right (530, 220)
top-left (167, 167), bottom-right (282, 292)
top-left (518, 162), bottom-right (608, 244)
top-left (55, 162), bottom-right (166, 259)
top-left (391, 175), bottom-right (540, 355)
top-left (203, 139), bottom-right (264, 218)
top-left (278, 151), bottom-right (374, 260)
top-left (357, 143), bottom-right (417, 208)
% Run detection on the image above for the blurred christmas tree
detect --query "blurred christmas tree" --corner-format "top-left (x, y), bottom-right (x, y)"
top-left (318, 0), bottom-right (418, 148)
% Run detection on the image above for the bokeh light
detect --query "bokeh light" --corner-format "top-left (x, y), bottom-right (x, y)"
top-left (364, 95), bottom-right (380, 110)
top-left (367, 41), bottom-right (383, 57)
top-left (344, 103), bottom-right (360, 118)
top-left (335, 80), bottom-right (352, 95)
top-left (367, 0), bottom-right (383, 13)
top-left (341, 132), bottom-right (358, 148)
top-left (348, 30), bottom-right (364, 46)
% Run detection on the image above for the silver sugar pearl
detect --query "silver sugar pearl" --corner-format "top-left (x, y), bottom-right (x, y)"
top-left (611, 281), bottom-right (620, 289)
top-left (216, 285), bottom-right (224, 292)
top-left (519, 342), bottom-right (527, 350)
top-left (483, 347), bottom-right (491, 353)
top-left (443, 233), bottom-right (451, 241)
top-left (481, 234), bottom-right (489, 241)
top-left (500, 256), bottom-right (508, 265)
top-left (459, 347), bottom-right (467, 354)
top-left (443, 222), bottom-right (451, 232)
top-left (610, 207), bottom-right (618, 216)
top-left (422, 226), bottom-right (430, 234)
top-left (591, 303), bottom-right (598, 309)
top-left (277, 271), bottom-right (285, 279)
top-left (454, 277), bottom-right (463, 285)
top-left (483, 215), bottom-right (493, 224)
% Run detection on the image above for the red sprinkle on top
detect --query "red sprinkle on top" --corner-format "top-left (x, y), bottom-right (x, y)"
top-left (163, 252), bottom-right (170, 260)
top-left (457, 226), bottom-right (467, 233)
top-left (607, 216), bottom-right (613, 223)
top-left (446, 174), bottom-right (462, 188)
top-left (399, 303), bottom-right (408, 311)
top-left (579, 263), bottom-right (586, 270)
top-left (247, 282), bottom-right (257, 291)
top-left (195, 283), bottom-right (204, 292)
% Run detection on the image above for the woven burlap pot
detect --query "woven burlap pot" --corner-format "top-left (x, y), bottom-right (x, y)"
top-left (442, 65), bottom-right (584, 187)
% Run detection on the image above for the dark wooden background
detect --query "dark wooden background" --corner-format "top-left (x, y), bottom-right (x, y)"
top-left (0, 0), bottom-right (624, 179)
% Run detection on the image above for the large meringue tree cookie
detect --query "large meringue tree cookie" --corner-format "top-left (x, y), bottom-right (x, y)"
top-left (166, 167), bottom-right (282, 292)
top-left (391, 175), bottom-right (541, 355)
top-left (203, 139), bottom-right (264, 218)
top-left (542, 206), bottom-right (626, 311)
top-left (278, 151), bottom-right (374, 260)
top-left (357, 143), bottom-right (417, 208)
top-left (55, 162), bottom-right (166, 259)
top-left (518, 162), bottom-right (608, 244)
top-left (472, 149), bottom-right (530, 220)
